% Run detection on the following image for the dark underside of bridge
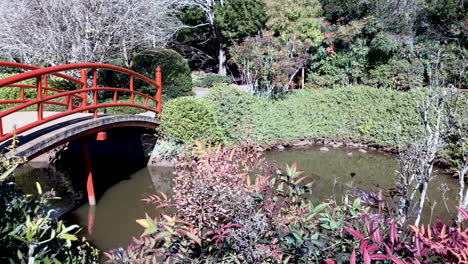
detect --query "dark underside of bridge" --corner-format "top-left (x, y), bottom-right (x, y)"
top-left (1, 115), bottom-right (160, 203)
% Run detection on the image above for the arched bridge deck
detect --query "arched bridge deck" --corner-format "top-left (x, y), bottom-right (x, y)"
top-left (0, 61), bottom-right (163, 161)
top-left (0, 111), bottom-right (159, 161)
top-left (0, 62), bottom-right (163, 205)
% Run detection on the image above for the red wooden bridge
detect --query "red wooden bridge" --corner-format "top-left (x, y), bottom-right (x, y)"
top-left (0, 61), bottom-right (163, 205)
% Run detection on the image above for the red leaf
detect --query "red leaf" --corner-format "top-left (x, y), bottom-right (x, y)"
top-left (360, 240), bottom-right (369, 255)
top-left (363, 247), bottom-right (371, 264)
top-left (367, 243), bottom-right (380, 253)
top-left (324, 260), bottom-right (336, 264)
top-left (372, 223), bottom-right (382, 244)
top-left (369, 253), bottom-right (388, 260)
top-left (345, 226), bottom-right (366, 240)
top-left (390, 220), bottom-right (397, 244)
top-left (389, 256), bottom-right (408, 264)
top-left (350, 249), bottom-right (356, 264)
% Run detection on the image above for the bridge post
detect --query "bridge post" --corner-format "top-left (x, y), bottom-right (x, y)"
top-left (82, 139), bottom-right (96, 206)
top-left (81, 132), bottom-right (108, 206)
top-left (80, 69), bottom-right (88, 113)
top-left (36, 76), bottom-right (43, 121)
top-left (155, 67), bottom-right (162, 114)
top-left (92, 68), bottom-right (98, 118)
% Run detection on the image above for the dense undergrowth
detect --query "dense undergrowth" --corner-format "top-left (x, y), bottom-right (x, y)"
top-left (157, 85), bottom-right (466, 164)
top-left (106, 143), bottom-right (468, 263)
top-left (0, 141), bottom-right (98, 264)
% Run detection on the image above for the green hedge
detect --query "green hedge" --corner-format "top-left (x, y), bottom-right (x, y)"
top-left (192, 71), bottom-right (234, 88)
top-left (159, 97), bottom-right (224, 145)
top-left (206, 85), bottom-right (436, 147)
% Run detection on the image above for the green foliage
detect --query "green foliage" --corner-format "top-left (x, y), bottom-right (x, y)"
top-left (230, 31), bottom-right (311, 95)
top-left (265, 0), bottom-right (324, 44)
top-left (159, 97), bottom-right (224, 145)
top-left (192, 71), bottom-right (234, 88)
top-left (206, 85), bottom-right (257, 143)
top-left (99, 49), bottom-right (193, 99)
top-left (0, 183), bottom-right (99, 264)
top-left (0, 73), bottom-right (36, 100)
top-left (366, 58), bottom-right (425, 90)
top-left (47, 78), bottom-right (80, 92)
top-left (214, 0), bottom-right (268, 45)
top-left (207, 85), bottom-right (427, 147)
top-left (131, 48), bottom-right (193, 99)
top-left (308, 14), bottom-right (467, 90)
top-left (0, 141), bottom-right (98, 264)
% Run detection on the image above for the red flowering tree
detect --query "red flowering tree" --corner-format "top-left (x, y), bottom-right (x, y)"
top-left (230, 31), bottom-right (312, 95)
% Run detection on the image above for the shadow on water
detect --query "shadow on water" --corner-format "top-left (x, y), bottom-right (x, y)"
top-left (14, 144), bottom-right (461, 259)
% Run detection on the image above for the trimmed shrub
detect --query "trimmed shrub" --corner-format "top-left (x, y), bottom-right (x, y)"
top-left (192, 71), bottom-right (234, 88)
top-left (159, 97), bottom-right (224, 145)
top-left (206, 85), bottom-right (429, 147)
top-left (98, 58), bottom-right (130, 90)
top-left (0, 73), bottom-right (36, 100)
top-left (131, 48), bottom-right (193, 99)
top-left (205, 85), bottom-right (257, 143)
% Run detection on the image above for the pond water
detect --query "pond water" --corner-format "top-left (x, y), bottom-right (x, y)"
top-left (14, 146), bottom-right (460, 259)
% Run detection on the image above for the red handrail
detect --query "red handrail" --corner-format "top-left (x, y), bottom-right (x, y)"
top-left (0, 63), bottom-right (156, 88)
top-left (0, 62), bottom-right (83, 85)
top-left (0, 62), bottom-right (163, 143)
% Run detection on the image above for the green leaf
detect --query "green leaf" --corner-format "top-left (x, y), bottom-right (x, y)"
top-left (0, 163), bottom-right (17, 182)
top-left (155, 231), bottom-right (172, 240)
top-left (36, 182), bottom-right (42, 195)
top-left (59, 233), bottom-right (78, 241)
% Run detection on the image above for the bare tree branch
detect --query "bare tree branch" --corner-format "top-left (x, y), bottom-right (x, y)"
top-left (0, 0), bottom-right (184, 65)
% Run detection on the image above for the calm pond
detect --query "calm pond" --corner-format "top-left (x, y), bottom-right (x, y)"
top-left (15, 146), bottom-right (460, 257)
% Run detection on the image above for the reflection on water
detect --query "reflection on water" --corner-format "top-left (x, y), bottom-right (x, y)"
top-left (64, 166), bottom-right (175, 253)
top-left (15, 146), bottom-right (460, 257)
top-left (265, 146), bottom-right (459, 223)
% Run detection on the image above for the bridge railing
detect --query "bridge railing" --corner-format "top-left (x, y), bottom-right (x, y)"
top-left (0, 62), bottom-right (162, 142)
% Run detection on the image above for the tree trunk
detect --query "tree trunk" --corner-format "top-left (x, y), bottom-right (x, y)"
top-left (218, 45), bottom-right (227, 76)
top-left (414, 181), bottom-right (428, 226)
top-left (301, 67), bottom-right (305, 89)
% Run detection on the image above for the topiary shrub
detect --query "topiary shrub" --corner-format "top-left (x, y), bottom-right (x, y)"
top-left (159, 97), bottom-right (224, 145)
top-left (192, 71), bottom-right (234, 88)
top-left (131, 48), bottom-right (193, 99)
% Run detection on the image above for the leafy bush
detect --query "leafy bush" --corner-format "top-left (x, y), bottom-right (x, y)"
top-left (205, 85), bottom-right (257, 143)
top-left (0, 141), bottom-right (98, 264)
top-left (99, 49), bottom-right (193, 99)
top-left (106, 144), bottom-right (467, 263)
top-left (230, 31), bottom-right (311, 95)
top-left (159, 97), bottom-right (224, 145)
top-left (366, 58), bottom-right (425, 91)
top-left (207, 85), bottom-right (426, 147)
top-left (0, 183), bottom-right (99, 264)
top-left (48, 77), bottom-right (80, 91)
top-left (131, 48), bottom-right (193, 99)
top-left (191, 71), bottom-right (234, 88)
top-left (0, 73), bottom-right (36, 100)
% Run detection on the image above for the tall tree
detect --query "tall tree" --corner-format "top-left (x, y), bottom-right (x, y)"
top-left (175, 0), bottom-right (266, 75)
top-left (265, 0), bottom-right (324, 44)
top-left (0, 0), bottom-right (183, 66)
